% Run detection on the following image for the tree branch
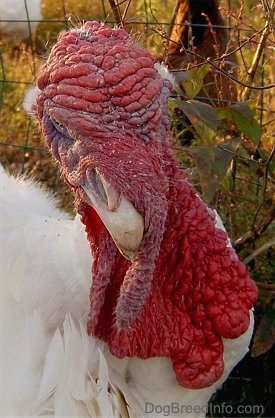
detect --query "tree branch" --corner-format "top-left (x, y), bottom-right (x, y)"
top-left (158, 19), bottom-right (275, 91)
top-left (254, 280), bottom-right (275, 292)
top-left (234, 204), bottom-right (275, 252)
top-left (244, 237), bottom-right (275, 264)
top-left (108, 0), bottom-right (123, 26)
top-left (177, 48), bottom-right (275, 91)
top-left (242, 7), bottom-right (273, 100)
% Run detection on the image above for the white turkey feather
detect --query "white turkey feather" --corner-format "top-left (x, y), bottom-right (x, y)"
top-left (0, 166), bottom-right (91, 331)
top-left (0, 167), bottom-right (138, 417)
top-left (0, 166), bottom-right (254, 417)
top-left (104, 312), bottom-right (253, 418)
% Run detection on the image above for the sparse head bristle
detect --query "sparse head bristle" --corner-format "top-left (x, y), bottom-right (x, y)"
top-left (35, 20), bottom-right (172, 149)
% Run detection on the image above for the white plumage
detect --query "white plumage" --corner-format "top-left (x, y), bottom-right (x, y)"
top-left (0, 0), bottom-right (41, 40)
top-left (0, 166), bottom-right (254, 417)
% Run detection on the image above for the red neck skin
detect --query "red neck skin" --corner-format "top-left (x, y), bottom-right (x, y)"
top-left (77, 144), bottom-right (257, 390)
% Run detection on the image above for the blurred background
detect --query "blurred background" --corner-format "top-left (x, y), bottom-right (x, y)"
top-left (0, 1), bottom-right (274, 416)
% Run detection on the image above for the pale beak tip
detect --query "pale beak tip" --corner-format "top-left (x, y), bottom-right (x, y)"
top-left (83, 183), bottom-right (144, 260)
top-left (118, 247), bottom-right (139, 261)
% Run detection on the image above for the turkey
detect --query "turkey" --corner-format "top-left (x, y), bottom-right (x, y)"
top-left (0, 0), bottom-right (41, 41)
top-left (1, 21), bottom-right (257, 417)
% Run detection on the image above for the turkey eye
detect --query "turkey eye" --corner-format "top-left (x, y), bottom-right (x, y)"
top-left (50, 117), bottom-right (75, 142)
top-left (86, 169), bottom-right (108, 203)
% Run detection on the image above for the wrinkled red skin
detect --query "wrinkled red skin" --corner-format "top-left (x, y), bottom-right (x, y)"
top-left (35, 21), bottom-right (258, 389)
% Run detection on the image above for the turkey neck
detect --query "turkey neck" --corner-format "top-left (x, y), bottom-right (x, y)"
top-left (77, 145), bottom-right (195, 337)
top-left (76, 143), bottom-right (257, 389)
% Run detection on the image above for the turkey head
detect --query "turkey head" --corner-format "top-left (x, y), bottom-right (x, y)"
top-left (34, 21), bottom-right (257, 389)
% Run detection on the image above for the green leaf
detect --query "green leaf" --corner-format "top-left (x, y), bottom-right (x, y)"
top-left (175, 64), bottom-right (210, 99)
top-left (189, 139), bottom-right (240, 202)
top-left (231, 104), bottom-right (261, 143)
top-left (217, 102), bottom-right (261, 143)
top-left (221, 169), bottom-right (234, 191)
top-left (231, 102), bottom-right (254, 118)
top-left (252, 305), bottom-right (275, 357)
top-left (177, 99), bottom-right (218, 149)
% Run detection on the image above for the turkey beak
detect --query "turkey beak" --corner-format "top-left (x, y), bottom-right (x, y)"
top-left (82, 174), bottom-right (144, 261)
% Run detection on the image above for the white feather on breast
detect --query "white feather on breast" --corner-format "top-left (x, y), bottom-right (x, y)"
top-left (0, 167), bottom-right (254, 417)
top-left (1, 167), bottom-right (91, 328)
top-left (0, 167), bottom-right (138, 417)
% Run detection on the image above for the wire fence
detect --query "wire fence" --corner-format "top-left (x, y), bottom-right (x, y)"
top-left (1, 1), bottom-right (274, 165)
top-left (0, 1), bottom-right (274, 416)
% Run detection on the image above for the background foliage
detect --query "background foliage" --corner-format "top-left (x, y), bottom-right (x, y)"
top-left (0, 0), bottom-right (274, 416)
